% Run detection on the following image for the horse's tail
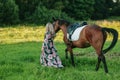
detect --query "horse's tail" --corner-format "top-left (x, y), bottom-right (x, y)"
top-left (102, 27), bottom-right (118, 54)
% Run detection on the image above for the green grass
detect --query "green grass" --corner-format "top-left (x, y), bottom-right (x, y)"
top-left (0, 41), bottom-right (120, 80)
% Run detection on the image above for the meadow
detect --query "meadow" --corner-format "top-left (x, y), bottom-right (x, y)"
top-left (0, 20), bottom-right (120, 80)
top-left (0, 20), bottom-right (120, 44)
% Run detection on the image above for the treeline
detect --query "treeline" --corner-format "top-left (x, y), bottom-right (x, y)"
top-left (0, 0), bottom-right (120, 25)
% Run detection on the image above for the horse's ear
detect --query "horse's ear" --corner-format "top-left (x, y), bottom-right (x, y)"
top-left (52, 17), bottom-right (56, 21)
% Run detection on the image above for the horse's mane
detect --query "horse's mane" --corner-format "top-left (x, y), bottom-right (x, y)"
top-left (57, 19), bottom-right (70, 27)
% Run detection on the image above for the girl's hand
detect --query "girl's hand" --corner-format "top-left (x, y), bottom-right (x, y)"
top-left (41, 47), bottom-right (44, 51)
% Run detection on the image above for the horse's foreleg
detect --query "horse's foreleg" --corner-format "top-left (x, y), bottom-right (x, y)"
top-left (68, 48), bottom-right (75, 67)
top-left (70, 52), bottom-right (75, 67)
top-left (96, 57), bottom-right (101, 71)
top-left (65, 48), bottom-right (68, 59)
top-left (101, 55), bottom-right (108, 73)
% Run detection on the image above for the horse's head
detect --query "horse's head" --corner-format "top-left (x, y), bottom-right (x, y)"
top-left (52, 18), bottom-right (60, 33)
top-left (52, 17), bottom-right (70, 33)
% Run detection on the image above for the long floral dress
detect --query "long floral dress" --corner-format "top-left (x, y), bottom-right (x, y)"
top-left (40, 32), bottom-right (63, 68)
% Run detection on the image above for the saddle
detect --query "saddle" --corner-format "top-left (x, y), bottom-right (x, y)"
top-left (67, 22), bottom-right (87, 40)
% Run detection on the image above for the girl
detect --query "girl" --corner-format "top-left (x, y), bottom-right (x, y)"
top-left (40, 22), bottom-right (63, 68)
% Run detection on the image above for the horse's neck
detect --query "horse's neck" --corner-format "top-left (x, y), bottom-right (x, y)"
top-left (61, 26), bottom-right (67, 37)
top-left (61, 25), bottom-right (69, 44)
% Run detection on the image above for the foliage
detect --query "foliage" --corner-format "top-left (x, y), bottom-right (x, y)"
top-left (111, 5), bottom-right (120, 16)
top-left (15, 0), bottom-right (39, 21)
top-left (107, 16), bottom-right (120, 21)
top-left (0, 0), bottom-right (120, 25)
top-left (91, 0), bottom-right (114, 19)
top-left (111, 0), bottom-right (120, 16)
top-left (0, 0), bottom-right (19, 24)
top-left (32, 5), bottom-right (50, 25)
top-left (32, 3), bottom-right (75, 25)
top-left (63, 0), bottom-right (95, 20)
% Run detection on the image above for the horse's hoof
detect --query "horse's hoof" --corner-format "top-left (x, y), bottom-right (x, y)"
top-left (66, 57), bottom-right (68, 59)
top-left (105, 70), bottom-right (108, 73)
top-left (72, 64), bottom-right (75, 67)
top-left (95, 67), bottom-right (99, 71)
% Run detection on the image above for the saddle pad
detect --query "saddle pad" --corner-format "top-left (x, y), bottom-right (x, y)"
top-left (67, 25), bottom-right (86, 41)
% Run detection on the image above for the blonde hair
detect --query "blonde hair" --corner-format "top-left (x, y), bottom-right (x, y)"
top-left (46, 22), bottom-right (54, 34)
top-left (45, 22), bottom-right (56, 38)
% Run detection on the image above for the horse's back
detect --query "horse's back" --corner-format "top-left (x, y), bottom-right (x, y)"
top-left (84, 25), bottom-right (106, 48)
top-left (84, 25), bottom-right (104, 40)
top-left (72, 25), bottom-right (104, 48)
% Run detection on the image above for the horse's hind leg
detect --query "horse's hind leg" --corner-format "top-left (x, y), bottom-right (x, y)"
top-left (95, 50), bottom-right (108, 73)
top-left (92, 43), bottom-right (108, 73)
top-left (100, 54), bottom-right (108, 73)
top-left (96, 56), bottom-right (101, 71)
top-left (96, 53), bottom-right (108, 73)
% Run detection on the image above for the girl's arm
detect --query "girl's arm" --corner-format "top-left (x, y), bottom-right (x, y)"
top-left (41, 43), bottom-right (44, 51)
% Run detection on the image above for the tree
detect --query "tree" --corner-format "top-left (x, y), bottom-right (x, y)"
top-left (32, 5), bottom-right (50, 25)
top-left (63, 0), bottom-right (95, 20)
top-left (91, 0), bottom-right (114, 20)
top-left (32, 1), bottom-right (74, 25)
top-left (0, 0), bottom-right (19, 24)
top-left (111, 0), bottom-right (120, 16)
top-left (15, 0), bottom-right (39, 21)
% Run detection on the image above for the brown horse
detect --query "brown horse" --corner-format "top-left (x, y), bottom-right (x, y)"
top-left (53, 18), bottom-right (118, 73)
